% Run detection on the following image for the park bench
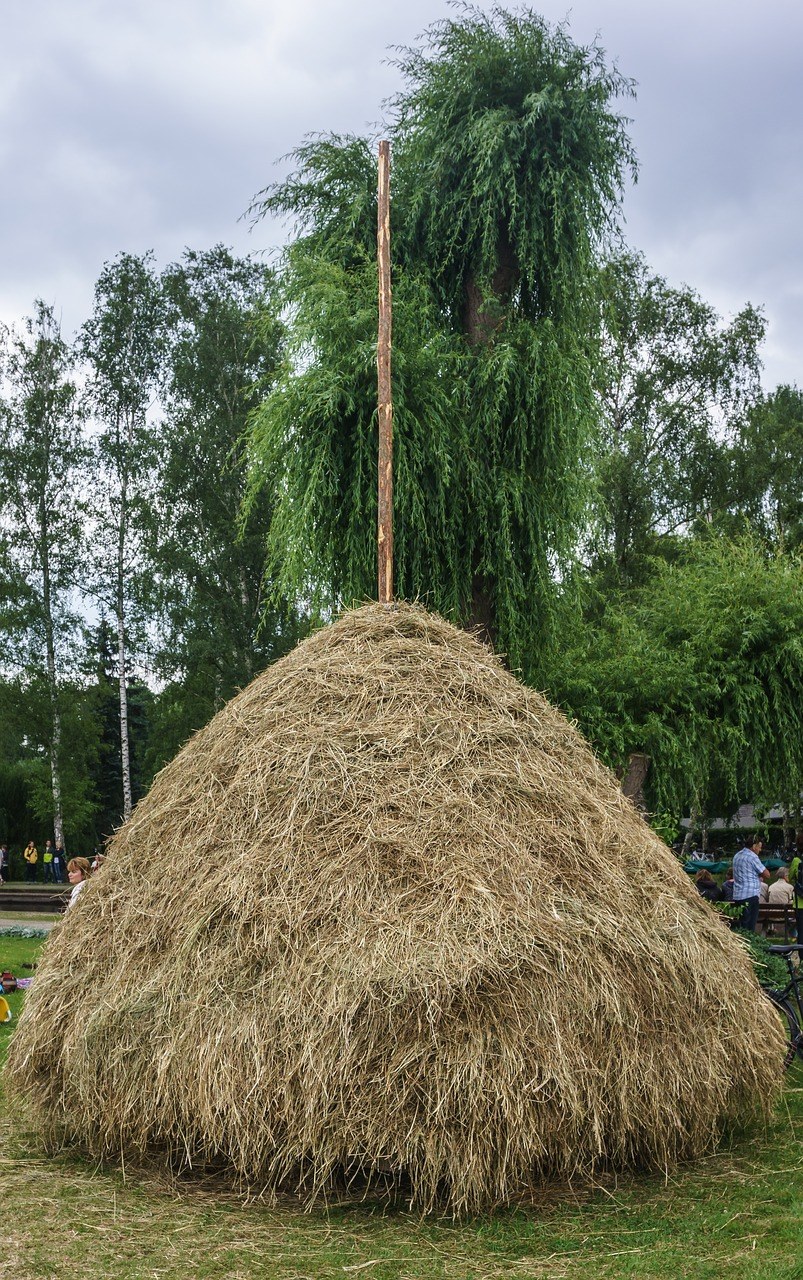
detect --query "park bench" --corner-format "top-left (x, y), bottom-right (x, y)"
top-left (757, 901), bottom-right (796, 942)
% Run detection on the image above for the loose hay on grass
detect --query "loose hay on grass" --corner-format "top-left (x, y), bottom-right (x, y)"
top-left (5, 603), bottom-right (785, 1212)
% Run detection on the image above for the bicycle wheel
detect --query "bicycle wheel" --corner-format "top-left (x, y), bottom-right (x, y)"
top-left (763, 989), bottom-right (803, 1065)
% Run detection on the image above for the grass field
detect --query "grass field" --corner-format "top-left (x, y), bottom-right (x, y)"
top-left (2, 935), bottom-right (802, 1279)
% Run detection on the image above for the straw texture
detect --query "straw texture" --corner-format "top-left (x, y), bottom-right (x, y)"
top-left (6, 603), bottom-right (785, 1211)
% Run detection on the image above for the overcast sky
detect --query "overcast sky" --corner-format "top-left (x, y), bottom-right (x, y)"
top-left (2, 0), bottom-right (801, 388)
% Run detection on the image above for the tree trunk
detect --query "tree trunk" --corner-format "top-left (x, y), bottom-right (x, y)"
top-left (462, 229), bottom-right (518, 348)
top-left (49, 696), bottom-right (64, 851)
top-left (117, 459), bottom-right (132, 823)
top-left (620, 751), bottom-right (650, 809)
top-left (41, 508), bottom-right (65, 850)
top-left (468, 566), bottom-right (497, 651)
top-left (44, 614), bottom-right (65, 850)
top-left (783, 806), bottom-right (793, 850)
top-left (681, 805), bottom-right (699, 858)
top-left (461, 228), bottom-right (518, 650)
top-left (239, 566), bottom-right (255, 681)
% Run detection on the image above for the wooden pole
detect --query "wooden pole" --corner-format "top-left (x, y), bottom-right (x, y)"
top-left (377, 139), bottom-right (393, 604)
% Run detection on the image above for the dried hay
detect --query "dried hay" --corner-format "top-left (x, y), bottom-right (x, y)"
top-left (5, 603), bottom-right (785, 1212)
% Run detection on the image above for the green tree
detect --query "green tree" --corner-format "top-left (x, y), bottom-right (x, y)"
top-left (549, 535), bottom-right (803, 825)
top-left (0, 302), bottom-right (88, 850)
top-left (80, 617), bottom-right (153, 840)
top-left (80, 252), bottom-right (164, 821)
top-left (590, 252), bottom-right (764, 588)
top-left (728, 384), bottom-right (803, 551)
top-left (1, 669), bottom-right (103, 853)
top-left (145, 247), bottom-right (299, 773)
top-left (248, 6), bottom-right (635, 673)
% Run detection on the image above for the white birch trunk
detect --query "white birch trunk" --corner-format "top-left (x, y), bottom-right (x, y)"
top-left (45, 632), bottom-right (65, 850)
top-left (681, 805), bottom-right (699, 858)
top-left (41, 511), bottom-right (65, 850)
top-left (117, 438), bottom-right (132, 823)
top-left (117, 534), bottom-right (132, 823)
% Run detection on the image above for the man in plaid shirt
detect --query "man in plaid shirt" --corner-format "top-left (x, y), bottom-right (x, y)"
top-left (732, 836), bottom-right (769, 932)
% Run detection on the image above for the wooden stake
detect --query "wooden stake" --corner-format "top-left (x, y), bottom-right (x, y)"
top-left (377, 139), bottom-right (393, 604)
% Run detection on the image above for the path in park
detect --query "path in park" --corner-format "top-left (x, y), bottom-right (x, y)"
top-left (0, 916), bottom-right (56, 932)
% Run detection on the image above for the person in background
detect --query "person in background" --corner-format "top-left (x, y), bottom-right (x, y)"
top-left (768, 867), bottom-right (794, 905)
top-left (767, 866), bottom-right (795, 937)
top-left (721, 866), bottom-right (735, 902)
top-left (0, 844), bottom-right (8, 884)
top-left (23, 840), bottom-right (38, 883)
top-left (694, 869), bottom-right (721, 903)
top-left (52, 841), bottom-right (66, 883)
top-left (42, 838), bottom-right (56, 883)
top-left (66, 857), bottom-right (91, 910)
top-left (733, 836), bottom-right (770, 932)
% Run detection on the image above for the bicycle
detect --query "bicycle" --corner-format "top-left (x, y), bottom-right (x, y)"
top-left (762, 943), bottom-right (803, 1070)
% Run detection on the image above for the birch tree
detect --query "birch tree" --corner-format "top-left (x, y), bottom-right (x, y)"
top-left (591, 252), bottom-right (765, 587)
top-left (144, 246), bottom-right (297, 770)
top-left (0, 302), bottom-right (87, 848)
top-left (81, 253), bottom-right (163, 823)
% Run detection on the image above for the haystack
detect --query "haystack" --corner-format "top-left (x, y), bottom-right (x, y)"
top-left (7, 603), bottom-right (784, 1211)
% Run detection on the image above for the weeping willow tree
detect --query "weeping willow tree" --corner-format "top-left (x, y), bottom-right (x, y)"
top-left (248, 6), bottom-right (635, 675)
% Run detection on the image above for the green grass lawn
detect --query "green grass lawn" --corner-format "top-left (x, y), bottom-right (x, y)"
top-left (1, 934), bottom-right (802, 1280)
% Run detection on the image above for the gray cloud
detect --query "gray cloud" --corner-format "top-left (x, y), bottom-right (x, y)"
top-left (1, 0), bottom-right (801, 386)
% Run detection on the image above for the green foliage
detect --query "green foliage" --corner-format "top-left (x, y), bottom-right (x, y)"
top-left (393, 6), bottom-right (636, 318)
top-left (591, 251), bottom-right (764, 588)
top-left (80, 251), bottom-right (164, 625)
top-left (712, 901), bottom-right (740, 920)
top-left (0, 759), bottom-right (40, 862)
top-left (0, 247), bottom-right (312, 839)
top-left (146, 247), bottom-right (301, 773)
top-left (0, 668), bottom-right (105, 852)
top-left (247, 257), bottom-right (463, 618)
top-left (728, 383), bottom-right (803, 551)
top-left (80, 252), bottom-right (165, 820)
top-left (549, 535), bottom-right (803, 819)
top-left (0, 302), bottom-right (87, 667)
top-left (0, 302), bottom-right (89, 847)
top-left (249, 6), bottom-right (636, 673)
top-left (80, 252), bottom-right (164, 424)
top-left (646, 810), bottom-right (679, 845)
top-left (733, 927), bottom-right (790, 989)
top-left (80, 620), bottom-right (152, 838)
top-left (13, 690), bottom-right (98, 841)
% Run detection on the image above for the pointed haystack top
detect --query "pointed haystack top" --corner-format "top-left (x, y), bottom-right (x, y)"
top-left (7, 603), bottom-right (784, 1211)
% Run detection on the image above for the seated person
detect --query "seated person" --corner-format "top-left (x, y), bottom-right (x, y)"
top-left (768, 867), bottom-right (794, 906)
top-left (766, 866), bottom-right (795, 935)
top-left (694, 869), bottom-right (721, 903)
